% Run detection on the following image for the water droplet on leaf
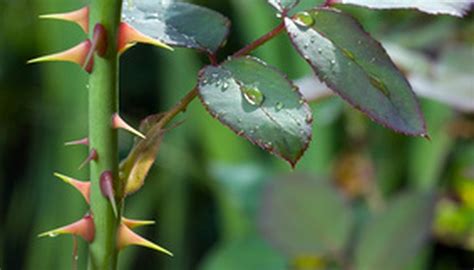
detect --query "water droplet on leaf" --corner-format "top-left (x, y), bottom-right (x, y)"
top-left (242, 86), bottom-right (264, 106)
top-left (294, 12), bottom-right (314, 27)
top-left (276, 102), bottom-right (284, 111)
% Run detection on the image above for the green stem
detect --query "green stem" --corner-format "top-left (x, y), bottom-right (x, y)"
top-left (87, 0), bottom-right (123, 269)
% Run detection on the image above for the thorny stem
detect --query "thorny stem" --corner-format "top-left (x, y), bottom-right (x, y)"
top-left (158, 21), bottom-right (287, 129)
top-left (87, 0), bottom-right (123, 269)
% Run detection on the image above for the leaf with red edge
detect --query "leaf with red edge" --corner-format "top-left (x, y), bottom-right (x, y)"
top-left (122, 0), bottom-right (230, 53)
top-left (197, 56), bottom-right (312, 167)
top-left (285, 8), bottom-right (426, 136)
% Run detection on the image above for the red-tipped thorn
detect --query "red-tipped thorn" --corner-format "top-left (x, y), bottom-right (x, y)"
top-left (38, 214), bottom-right (95, 242)
top-left (82, 24), bottom-right (108, 71)
top-left (122, 217), bottom-right (155, 229)
top-left (54, 172), bottom-right (90, 203)
top-left (117, 223), bottom-right (173, 256)
top-left (100, 171), bottom-right (118, 217)
top-left (117, 22), bottom-right (173, 53)
top-left (39, 6), bottom-right (90, 33)
top-left (64, 137), bottom-right (89, 146)
top-left (78, 148), bottom-right (98, 170)
top-left (27, 40), bottom-right (94, 73)
top-left (111, 113), bottom-right (146, 139)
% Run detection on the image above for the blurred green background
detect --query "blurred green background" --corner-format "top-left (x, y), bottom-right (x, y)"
top-left (1, 0), bottom-right (473, 269)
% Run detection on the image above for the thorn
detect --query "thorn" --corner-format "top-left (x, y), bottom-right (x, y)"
top-left (39, 6), bottom-right (89, 33)
top-left (38, 214), bottom-right (95, 242)
top-left (117, 223), bottom-right (173, 256)
top-left (111, 113), bottom-right (146, 139)
top-left (100, 171), bottom-right (118, 217)
top-left (78, 148), bottom-right (98, 170)
top-left (117, 22), bottom-right (173, 53)
top-left (81, 24), bottom-right (108, 70)
top-left (122, 217), bottom-right (155, 229)
top-left (53, 172), bottom-right (90, 203)
top-left (27, 40), bottom-right (94, 73)
top-left (64, 137), bottom-right (89, 146)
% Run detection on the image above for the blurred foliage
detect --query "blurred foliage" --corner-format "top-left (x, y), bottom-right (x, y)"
top-left (1, 0), bottom-right (473, 269)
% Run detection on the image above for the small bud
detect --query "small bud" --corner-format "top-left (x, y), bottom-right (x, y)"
top-left (122, 217), bottom-right (155, 229)
top-left (65, 137), bottom-right (89, 146)
top-left (54, 172), bottom-right (90, 203)
top-left (111, 113), bottom-right (146, 139)
top-left (28, 40), bottom-right (94, 73)
top-left (79, 148), bottom-right (98, 169)
top-left (117, 223), bottom-right (173, 256)
top-left (39, 214), bottom-right (95, 242)
top-left (117, 22), bottom-right (173, 53)
top-left (100, 171), bottom-right (118, 217)
top-left (39, 6), bottom-right (89, 33)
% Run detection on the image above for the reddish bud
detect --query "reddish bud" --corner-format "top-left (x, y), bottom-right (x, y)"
top-left (100, 171), bottom-right (118, 217)
top-left (117, 223), bottom-right (173, 256)
top-left (64, 137), bottom-right (89, 146)
top-left (39, 6), bottom-right (89, 33)
top-left (39, 214), bottom-right (95, 242)
top-left (122, 217), bottom-right (155, 229)
top-left (79, 148), bottom-right (98, 169)
top-left (111, 113), bottom-right (146, 139)
top-left (54, 172), bottom-right (90, 203)
top-left (117, 22), bottom-right (173, 53)
top-left (28, 40), bottom-right (94, 73)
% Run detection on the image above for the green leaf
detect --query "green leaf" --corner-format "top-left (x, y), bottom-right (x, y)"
top-left (200, 237), bottom-right (287, 270)
top-left (119, 114), bottom-right (165, 195)
top-left (334, 0), bottom-right (472, 17)
top-left (355, 191), bottom-right (436, 270)
top-left (285, 9), bottom-right (426, 136)
top-left (197, 56), bottom-right (312, 167)
top-left (122, 0), bottom-right (230, 53)
top-left (258, 174), bottom-right (353, 258)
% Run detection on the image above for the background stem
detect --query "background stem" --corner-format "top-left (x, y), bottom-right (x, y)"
top-left (87, 0), bottom-right (123, 269)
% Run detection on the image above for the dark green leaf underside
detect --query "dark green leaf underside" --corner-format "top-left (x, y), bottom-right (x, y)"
top-left (197, 57), bottom-right (312, 166)
top-left (355, 191), bottom-right (435, 270)
top-left (285, 8), bottom-right (426, 135)
top-left (258, 174), bottom-right (353, 257)
top-left (122, 0), bottom-right (230, 53)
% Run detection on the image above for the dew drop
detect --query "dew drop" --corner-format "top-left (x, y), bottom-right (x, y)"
top-left (48, 232), bottom-right (58, 238)
top-left (369, 75), bottom-right (390, 97)
top-left (306, 114), bottom-right (313, 124)
top-left (237, 118), bottom-right (243, 123)
top-left (221, 82), bottom-right (229, 91)
top-left (299, 99), bottom-right (305, 105)
top-left (317, 48), bottom-right (323, 54)
top-left (330, 60), bottom-right (336, 65)
top-left (242, 86), bottom-right (264, 106)
top-left (294, 12), bottom-right (314, 27)
top-left (276, 102), bottom-right (284, 111)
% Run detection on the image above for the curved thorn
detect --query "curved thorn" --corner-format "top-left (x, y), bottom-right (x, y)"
top-left (122, 217), bottom-right (155, 229)
top-left (27, 40), bottom-right (93, 73)
top-left (64, 137), bottom-right (89, 146)
top-left (38, 214), bottom-right (95, 242)
top-left (39, 6), bottom-right (89, 33)
top-left (117, 22), bottom-right (173, 53)
top-left (78, 148), bottom-right (98, 170)
top-left (111, 113), bottom-right (146, 139)
top-left (100, 171), bottom-right (118, 217)
top-left (53, 172), bottom-right (90, 203)
top-left (117, 223), bottom-right (173, 256)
